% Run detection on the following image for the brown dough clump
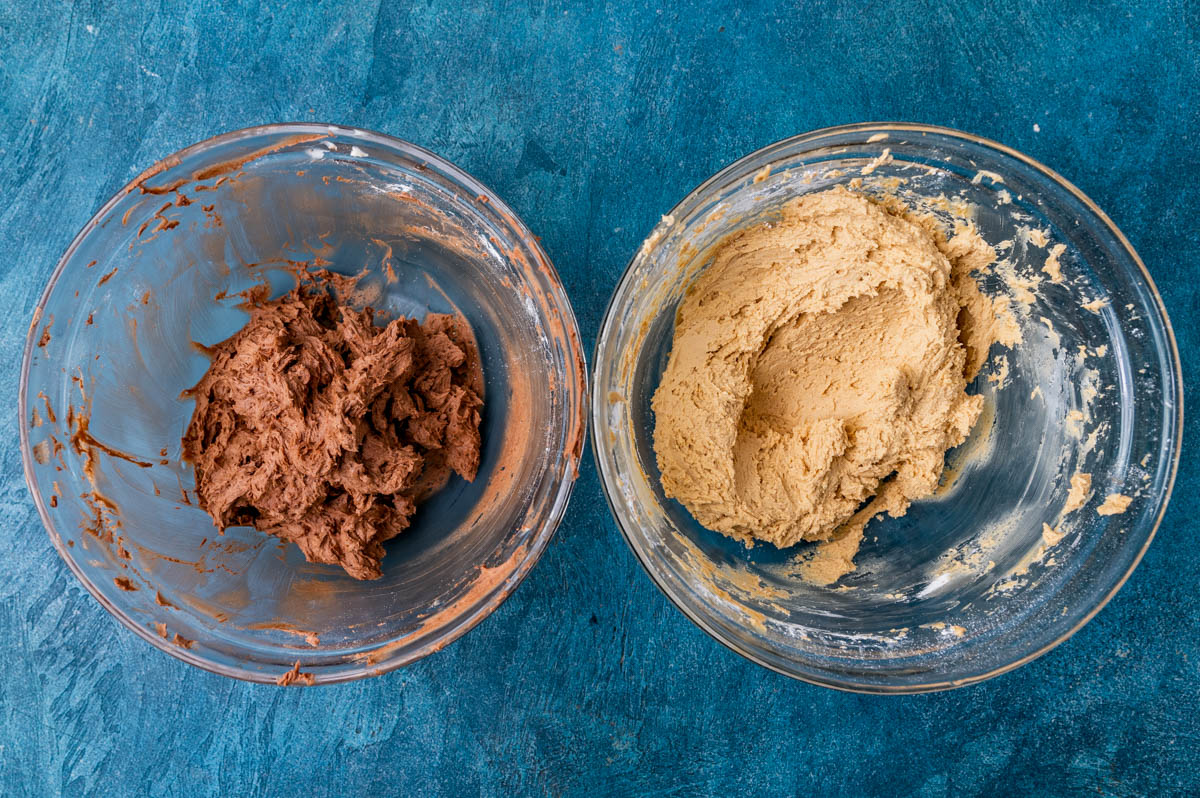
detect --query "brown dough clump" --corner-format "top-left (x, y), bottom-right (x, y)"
top-left (183, 276), bottom-right (483, 580)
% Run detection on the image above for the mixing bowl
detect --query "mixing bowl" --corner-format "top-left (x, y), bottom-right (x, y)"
top-left (20, 124), bottom-right (586, 684)
top-left (592, 123), bottom-right (1181, 692)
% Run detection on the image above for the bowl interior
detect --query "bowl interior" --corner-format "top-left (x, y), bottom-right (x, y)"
top-left (594, 125), bottom-right (1179, 691)
top-left (22, 127), bottom-right (585, 683)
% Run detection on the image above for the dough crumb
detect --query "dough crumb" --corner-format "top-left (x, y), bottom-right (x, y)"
top-left (1011, 275), bottom-right (1039, 305)
top-left (971, 170), bottom-right (1005, 185)
top-left (1042, 243), bottom-right (1067, 283)
top-left (1063, 472), bottom-right (1092, 515)
top-left (276, 661), bottom-right (316, 686)
top-left (860, 148), bottom-right (892, 175)
top-left (1097, 493), bottom-right (1133, 516)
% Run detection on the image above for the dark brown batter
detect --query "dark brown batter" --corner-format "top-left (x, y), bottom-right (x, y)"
top-left (183, 274), bottom-right (484, 580)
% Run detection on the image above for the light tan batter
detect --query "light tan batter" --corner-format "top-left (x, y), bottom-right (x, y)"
top-left (653, 187), bottom-right (1012, 560)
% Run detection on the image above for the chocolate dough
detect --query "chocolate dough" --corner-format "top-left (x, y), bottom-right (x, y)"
top-left (183, 275), bottom-right (483, 580)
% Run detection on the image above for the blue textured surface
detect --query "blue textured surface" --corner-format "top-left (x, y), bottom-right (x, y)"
top-left (1, 1), bottom-right (1197, 795)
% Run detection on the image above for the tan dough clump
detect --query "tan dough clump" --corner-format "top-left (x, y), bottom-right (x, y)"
top-left (1097, 493), bottom-right (1132, 516)
top-left (652, 186), bottom-right (1006, 554)
top-left (1063, 472), bottom-right (1092, 515)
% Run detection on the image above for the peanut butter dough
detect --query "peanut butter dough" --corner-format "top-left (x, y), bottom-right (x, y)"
top-left (183, 274), bottom-right (483, 580)
top-left (653, 187), bottom-right (1006, 557)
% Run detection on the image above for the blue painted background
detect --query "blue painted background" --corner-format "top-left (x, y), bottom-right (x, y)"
top-left (1, 1), bottom-right (1197, 795)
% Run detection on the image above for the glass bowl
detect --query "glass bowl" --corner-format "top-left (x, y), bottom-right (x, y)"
top-left (20, 124), bottom-right (586, 684)
top-left (592, 123), bottom-right (1181, 693)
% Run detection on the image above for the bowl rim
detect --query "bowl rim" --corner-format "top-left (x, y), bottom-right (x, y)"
top-left (19, 121), bottom-right (589, 685)
top-left (590, 121), bottom-right (1184, 694)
